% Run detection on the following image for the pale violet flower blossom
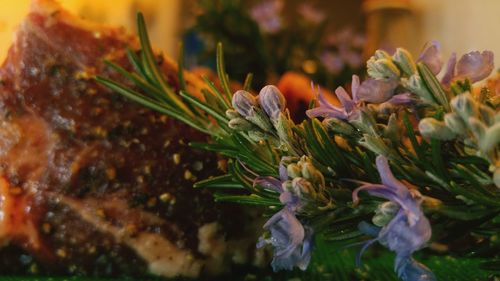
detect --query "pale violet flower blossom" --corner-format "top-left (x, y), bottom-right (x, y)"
top-left (297, 3), bottom-right (326, 24)
top-left (321, 51), bottom-right (344, 75)
top-left (339, 45), bottom-right (363, 69)
top-left (356, 78), bottom-right (399, 104)
top-left (352, 155), bottom-right (435, 281)
top-left (418, 41), bottom-right (443, 75)
top-left (442, 50), bottom-right (494, 85)
top-left (320, 28), bottom-right (364, 73)
top-left (417, 41), bottom-right (494, 85)
top-left (254, 160), bottom-right (314, 271)
top-left (306, 75), bottom-right (410, 120)
top-left (306, 76), bottom-right (361, 120)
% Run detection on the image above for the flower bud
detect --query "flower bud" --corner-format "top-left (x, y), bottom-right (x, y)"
top-left (275, 112), bottom-right (294, 148)
top-left (418, 118), bottom-right (456, 140)
top-left (225, 109), bottom-right (239, 119)
top-left (287, 163), bottom-right (302, 179)
top-left (450, 94), bottom-right (478, 121)
top-left (373, 201), bottom-right (399, 227)
top-left (247, 130), bottom-right (267, 142)
top-left (301, 162), bottom-right (325, 186)
top-left (246, 108), bottom-right (274, 132)
top-left (405, 75), bottom-right (435, 104)
top-left (282, 180), bottom-right (293, 192)
top-left (444, 113), bottom-right (466, 135)
top-left (258, 85), bottom-right (286, 120)
top-left (359, 134), bottom-right (399, 161)
top-left (367, 57), bottom-right (400, 80)
top-left (392, 48), bottom-right (416, 76)
top-left (228, 117), bottom-right (253, 131)
top-left (232, 90), bottom-right (257, 117)
top-left (373, 50), bottom-right (392, 60)
top-left (323, 118), bottom-right (355, 135)
top-left (477, 120), bottom-right (500, 153)
top-left (292, 177), bottom-right (315, 197)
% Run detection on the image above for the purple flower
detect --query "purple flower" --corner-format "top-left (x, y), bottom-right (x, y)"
top-left (339, 45), bottom-right (363, 69)
top-left (250, 0), bottom-right (284, 34)
top-left (257, 208), bottom-right (313, 271)
top-left (232, 90), bottom-right (257, 117)
top-left (321, 51), bottom-right (344, 75)
top-left (418, 41), bottom-right (443, 75)
top-left (259, 85), bottom-right (286, 121)
top-left (254, 159), bottom-right (313, 271)
top-left (345, 51), bottom-right (363, 69)
top-left (356, 78), bottom-right (399, 104)
top-left (442, 51), bottom-right (494, 85)
top-left (352, 156), bottom-right (435, 281)
top-left (297, 3), bottom-right (325, 24)
top-left (306, 75), bottom-right (361, 120)
top-left (306, 76), bottom-right (409, 120)
top-left (441, 53), bottom-right (457, 85)
top-left (417, 41), bottom-right (494, 85)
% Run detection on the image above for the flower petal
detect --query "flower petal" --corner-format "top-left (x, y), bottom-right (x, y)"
top-left (396, 256), bottom-right (437, 281)
top-left (353, 184), bottom-right (406, 206)
top-left (335, 86), bottom-right (355, 113)
top-left (279, 164), bottom-right (288, 182)
top-left (456, 50), bottom-right (494, 83)
top-left (306, 106), bottom-right (347, 120)
top-left (441, 52), bottom-right (457, 85)
top-left (356, 238), bottom-right (378, 266)
top-left (357, 79), bottom-right (398, 103)
top-left (260, 208), bottom-right (311, 271)
top-left (254, 176), bottom-right (283, 193)
top-left (378, 210), bottom-right (431, 256)
top-left (418, 41), bottom-right (443, 75)
top-left (317, 90), bottom-right (337, 110)
top-left (279, 191), bottom-right (300, 208)
top-left (375, 156), bottom-right (409, 196)
top-left (351, 75), bottom-right (361, 101)
top-left (386, 93), bottom-right (412, 105)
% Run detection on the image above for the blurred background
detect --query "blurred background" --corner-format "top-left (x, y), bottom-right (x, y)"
top-left (0, 0), bottom-right (499, 90)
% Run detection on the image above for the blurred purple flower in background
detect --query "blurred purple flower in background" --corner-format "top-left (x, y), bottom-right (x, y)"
top-left (254, 159), bottom-right (313, 271)
top-left (321, 28), bottom-right (365, 74)
top-left (321, 51), bottom-right (344, 75)
top-left (339, 45), bottom-right (363, 69)
top-left (250, 0), bottom-right (284, 33)
top-left (352, 155), bottom-right (435, 281)
top-left (297, 3), bottom-right (326, 24)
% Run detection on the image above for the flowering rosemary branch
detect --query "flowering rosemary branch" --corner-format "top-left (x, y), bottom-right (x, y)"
top-left (96, 13), bottom-right (500, 281)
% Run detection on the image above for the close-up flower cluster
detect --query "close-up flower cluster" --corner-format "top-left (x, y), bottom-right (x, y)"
top-left (97, 13), bottom-right (500, 281)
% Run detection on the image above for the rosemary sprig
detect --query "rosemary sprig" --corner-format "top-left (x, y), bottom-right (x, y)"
top-left (95, 11), bottom-right (500, 281)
